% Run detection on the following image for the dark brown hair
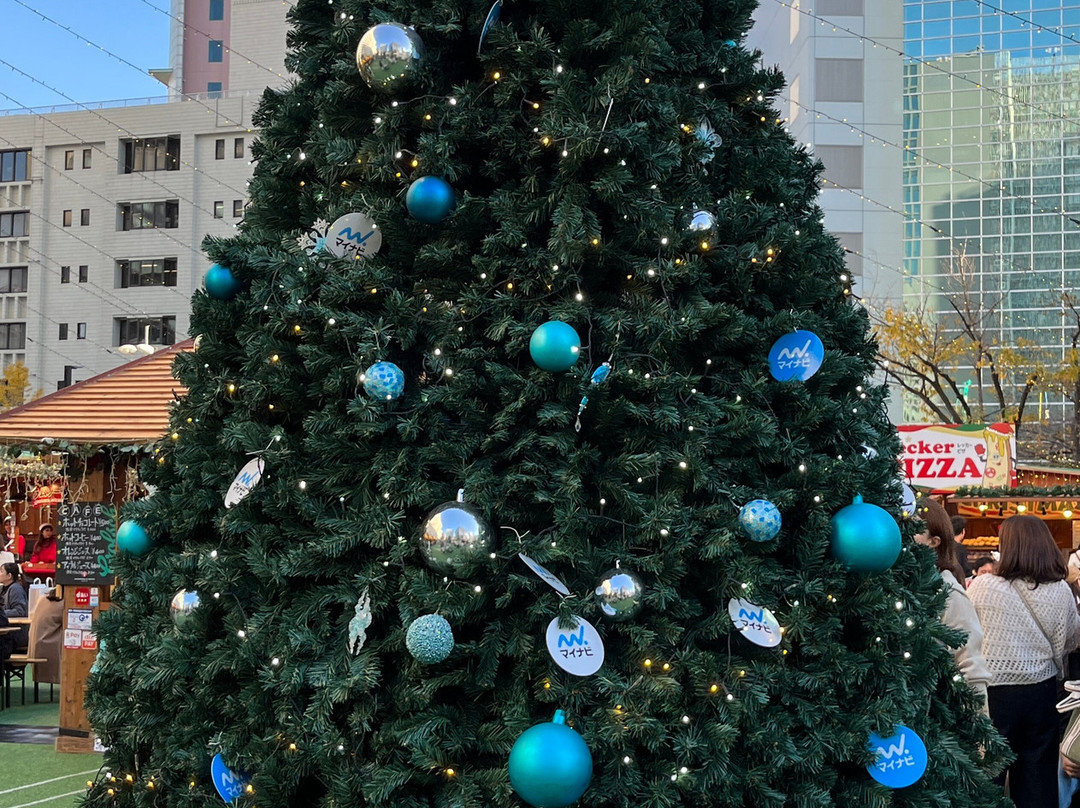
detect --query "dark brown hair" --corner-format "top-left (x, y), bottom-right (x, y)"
top-left (996, 514), bottom-right (1066, 587)
top-left (917, 498), bottom-right (966, 583)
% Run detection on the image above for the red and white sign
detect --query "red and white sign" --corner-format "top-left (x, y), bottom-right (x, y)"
top-left (898, 423), bottom-right (1016, 492)
top-left (74, 587), bottom-right (90, 607)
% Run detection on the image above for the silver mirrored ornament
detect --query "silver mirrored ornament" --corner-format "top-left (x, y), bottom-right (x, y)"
top-left (687, 209), bottom-right (716, 232)
top-left (170, 589), bottom-right (200, 628)
top-left (593, 566), bottom-right (645, 621)
top-left (356, 23), bottom-right (425, 93)
top-left (419, 493), bottom-right (493, 575)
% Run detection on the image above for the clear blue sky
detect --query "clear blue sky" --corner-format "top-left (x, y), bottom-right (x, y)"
top-left (0, 0), bottom-right (170, 111)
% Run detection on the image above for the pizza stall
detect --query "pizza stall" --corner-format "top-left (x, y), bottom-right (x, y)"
top-left (0, 340), bottom-right (190, 751)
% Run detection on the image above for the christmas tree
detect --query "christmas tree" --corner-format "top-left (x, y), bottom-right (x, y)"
top-left (84, 0), bottom-right (1011, 806)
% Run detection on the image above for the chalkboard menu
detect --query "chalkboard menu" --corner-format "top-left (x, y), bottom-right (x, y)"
top-left (57, 502), bottom-right (117, 586)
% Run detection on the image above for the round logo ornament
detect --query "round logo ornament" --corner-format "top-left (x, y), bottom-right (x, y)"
top-left (326, 212), bottom-right (382, 260)
top-left (224, 457), bottom-right (264, 509)
top-left (727, 597), bottom-right (781, 648)
top-left (545, 615), bottom-right (604, 676)
top-left (768, 330), bottom-right (824, 382)
top-left (866, 725), bottom-right (928, 789)
top-left (210, 754), bottom-right (251, 804)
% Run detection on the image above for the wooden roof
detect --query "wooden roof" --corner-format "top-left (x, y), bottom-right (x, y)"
top-left (0, 340), bottom-right (192, 446)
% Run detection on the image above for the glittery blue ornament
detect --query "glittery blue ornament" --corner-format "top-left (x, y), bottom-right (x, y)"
top-left (405, 613), bottom-right (454, 663)
top-left (508, 710), bottom-right (593, 808)
top-left (362, 361), bottom-right (405, 401)
top-left (117, 520), bottom-right (152, 556)
top-left (204, 263), bottom-right (242, 300)
top-left (739, 499), bottom-right (782, 542)
top-left (529, 321), bottom-right (581, 372)
top-left (406, 176), bottom-right (455, 224)
top-left (830, 494), bottom-right (901, 572)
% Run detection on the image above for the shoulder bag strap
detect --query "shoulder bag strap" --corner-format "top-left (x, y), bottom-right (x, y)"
top-left (1011, 580), bottom-right (1063, 678)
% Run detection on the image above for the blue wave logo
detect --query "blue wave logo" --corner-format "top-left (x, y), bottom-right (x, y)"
top-left (557, 626), bottom-right (588, 647)
top-left (738, 608), bottom-right (765, 623)
top-left (876, 733), bottom-right (908, 760)
top-left (338, 227), bottom-right (374, 244)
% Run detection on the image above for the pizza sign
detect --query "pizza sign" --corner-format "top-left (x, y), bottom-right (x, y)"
top-left (898, 423), bottom-right (1015, 491)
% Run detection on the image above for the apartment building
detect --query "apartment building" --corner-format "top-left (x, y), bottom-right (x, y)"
top-left (0, 0), bottom-right (286, 391)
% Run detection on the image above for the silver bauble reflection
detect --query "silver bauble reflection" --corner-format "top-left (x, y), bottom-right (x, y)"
top-left (356, 23), bottom-right (425, 92)
top-left (170, 589), bottom-right (200, 628)
top-left (687, 209), bottom-right (717, 232)
top-left (593, 567), bottom-right (645, 621)
top-left (419, 500), bottom-right (493, 575)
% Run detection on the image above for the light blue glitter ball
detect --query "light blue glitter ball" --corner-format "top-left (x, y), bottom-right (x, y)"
top-left (405, 614), bottom-right (454, 664)
top-left (363, 361), bottom-right (405, 401)
top-left (738, 499), bottom-right (782, 542)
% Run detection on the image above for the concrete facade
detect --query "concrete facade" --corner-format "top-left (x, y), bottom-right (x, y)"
top-left (0, 0), bottom-right (287, 392)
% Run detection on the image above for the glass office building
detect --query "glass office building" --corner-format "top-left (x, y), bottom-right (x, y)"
top-left (903, 1), bottom-right (1080, 424)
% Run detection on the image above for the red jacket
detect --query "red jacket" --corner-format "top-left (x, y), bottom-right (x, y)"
top-left (31, 539), bottom-right (56, 564)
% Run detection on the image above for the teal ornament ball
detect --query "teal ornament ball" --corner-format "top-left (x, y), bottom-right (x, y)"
top-left (529, 321), bottom-right (581, 372)
top-left (508, 710), bottom-right (593, 808)
top-left (204, 263), bottom-right (241, 300)
top-left (406, 176), bottom-right (455, 224)
top-left (739, 499), bottom-right (782, 542)
top-left (405, 614), bottom-right (454, 664)
top-left (830, 494), bottom-right (901, 572)
top-left (362, 361), bottom-right (405, 401)
top-left (117, 520), bottom-right (152, 556)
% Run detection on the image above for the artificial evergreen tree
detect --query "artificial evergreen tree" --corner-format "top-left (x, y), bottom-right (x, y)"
top-left (84, 0), bottom-right (1012, 806)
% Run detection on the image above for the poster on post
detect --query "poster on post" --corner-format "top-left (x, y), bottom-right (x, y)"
top-left (56, 502), bottom-right (116, 586)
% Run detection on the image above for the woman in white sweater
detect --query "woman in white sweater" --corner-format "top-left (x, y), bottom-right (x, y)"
top-left (969, 514), bottom-right (1080, 808)
top-left (914, 499), bottom-right (992, 707)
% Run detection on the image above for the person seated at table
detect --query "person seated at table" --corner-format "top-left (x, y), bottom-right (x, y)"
top-left (2, 516), bottom-right (24, 558)
top-left (29, 523), bottom-right (56, 566)
top-left (0, 561), bottom-right (27, 648)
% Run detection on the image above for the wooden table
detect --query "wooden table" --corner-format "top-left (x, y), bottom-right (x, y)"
top-left (0, 626), bottom-right (18, 634)
top-left (8, 617), bottom-right (29, 625)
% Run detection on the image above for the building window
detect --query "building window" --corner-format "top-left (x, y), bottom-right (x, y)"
top-left (233, 199), bottom-right (244, 218)
top-left (118, 258), bottom-right (178, 288)
top-left (816, 144), bottom-right (864, 189)
top-left (0, 267), bottom-right (27, 294)
top-left (77, 323), bottom-right (87, 340)
top-left (0, 212), bottom-right (28, 238)
top-left (64, 150), bottom-right (74, 170)
top-left (213, 201), bottom-right (224, 219)
top-left (215, 139), bottom-right (225, 160)
top-left (0, 150), bottom-right (29, 183)
top-left (80, 208), bottom-right (90, 226)
top-left (60, 266), bottom-right (70, 284)
top-left (117, 316), bottom-right (176, 346)
top-left (121, 136), bottom-right (180, 173)
top-left (234, 137), bottom-right (244, 158)
top-left (82, 149), bottom-right (92, 169)
top-left (814, 59), bottom-right (864, 102)
top-left (207, 82), bottom-right (223, 99)
top-left (78, 265), bottom-right (88, 283)
top-left (58, 365), bottom-right (78, 390)
top-left (120, 200), bottom-right (179, 230)
top-left (209, 40), bottom-right (223, 62)
top-left (0, 323), bottom-right (26, 350)
top-left (62, 210), bottom-right (72, 227)
top-left (58, 323), bottom-right (68, 341)
top-left (209, 0), bottom-right (224, 19)
top-left (817, 0), bottom-right (863, 13)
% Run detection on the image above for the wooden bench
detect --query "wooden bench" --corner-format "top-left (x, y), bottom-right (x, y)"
top-left (4, 654), bottom-right (49, 708)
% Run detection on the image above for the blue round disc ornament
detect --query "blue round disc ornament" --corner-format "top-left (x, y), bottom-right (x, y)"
top-left (866, 725), bottom-right (928, 789)
top-left (405, 614), bottom-right (455, 664)
top-left (406, 176), bottom-right (455, 224)
top-left (529, 321), bottom-right (581, 372)
top-left (768, 330), bottom-right (824, 382)
top-left (830, 494), bottom-right (901, 572)
top-left (508, 710), bottom-right (593, 808)
top-left (204, 263), bottom-right (242, 301)
top-left (210, 753), bottom-right (251, 803)
top-left (739, 499), bottom-right (782, 542)
top-left (362, 362), bottom-right (405, 401)
top-left (117, 520), bottom-right (152, 556)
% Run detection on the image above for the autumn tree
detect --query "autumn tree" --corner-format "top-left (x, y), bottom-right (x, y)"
top-left (0, 361), bottom-right (42, 411)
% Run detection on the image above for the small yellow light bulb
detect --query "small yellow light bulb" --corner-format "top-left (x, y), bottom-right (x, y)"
top-left (700, 241), bottom-right (709, 250)
top-left (424, 114), bottom-right (432, 121)
top-left (445, 768), bottom-right (456, 778)
top-left (662, 663), bottom-right (671, 671)
top-left (643, 658), bottom-right (653, 668)
top-left (591, 237), bottom-right (600, 245)
top-left (245, 784), bottom-right (254, 794)
top-left (271, 354), bottom-right (279, 363)
top-left (293, 324), bottom-right (302, 334)
top-left (493, 71), bottom-right (501, 80)
top-left (411, 158), bottom-right (419, 167)
top-left (171, 432), bottom-right (179, 441)
top-left (1017, 504), bottom-right (1027, 513)
top-left (147, 781), bottom-right (155, 790)
top-left (226, 383), bottom-right (236, 394)
top-left (532, 102), bottom-right (540, 109)
top-left (289, 743), bottom-right (297, 751)
top-left (709, 684), bottom-right (719, 693)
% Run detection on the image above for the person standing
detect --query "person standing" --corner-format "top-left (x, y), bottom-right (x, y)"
top-left (969, 515), bottom-right (1080, 808)
top-left (952, 514), bottom-right (974, 578)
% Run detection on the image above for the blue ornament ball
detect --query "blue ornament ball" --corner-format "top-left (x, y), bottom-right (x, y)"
top-left (529, 321), bottom-right (581, 372)
top-left (117, 520), bottom-right (152, 556)
top-left (362, 361), bottom-right (405, 401)
top-left (406, 176), bottom-right (455, 224)
top-left (405, 614), bottom-right (454, 664)
top-left (204, 263), bottom-right (242, 300)
top-left (739, 499), bottom-right (782, 542)
top-left (508, 711), bottom-right (593, 808)
top-left (830, 494), bottom-right (901, 572)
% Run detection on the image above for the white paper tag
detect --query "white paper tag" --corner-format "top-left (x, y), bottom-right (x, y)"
top-left (519, 553), bottom-right (571, 596)
top-left (728, 598), bottom-right (781, 648)
top-left (225, 458), bottom-right (264, 509)
top-left (546, 615), bottom-right (604, 676)
top-left (901, 483), bottom-right (917, 516)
